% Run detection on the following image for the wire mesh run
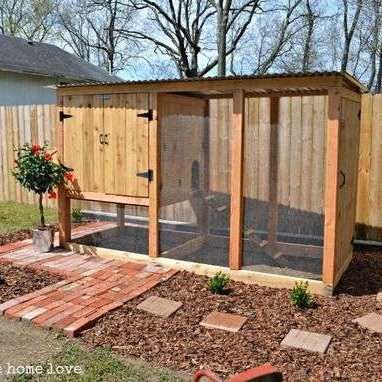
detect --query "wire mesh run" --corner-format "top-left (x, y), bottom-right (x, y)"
top-left (72, 201), bottom-right (149, 255)
top-left (159, 96), bottom-right (232, 266)
top-left (242, 96), bottom-right (326, 280)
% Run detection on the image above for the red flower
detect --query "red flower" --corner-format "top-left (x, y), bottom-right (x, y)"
top-left (64, 172), bottom-right (75, 182)
top-left (44, 153), bottom-right (53, 161)
top-left (31, 144), bottom-right (41, 154)
top-left (48, 191), bottom-right (57, 199)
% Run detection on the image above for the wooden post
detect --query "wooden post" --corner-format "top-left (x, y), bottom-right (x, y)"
top-left (58, 186), bottom-right (71, 246)
top-left (201, 99), bottom-right (210, 237)
top-left (229, 90), bottom-right (245, 270)
top-left (322, 88), bottom-right (341, 285)
top-left (116, 204), bottom-right (125, 227)
top-left (57, 95), bottom-right (71, 246)
top-left (268, 97), bottom-right (280, 245)
top-left (148, 93), bottom-right (160, 258)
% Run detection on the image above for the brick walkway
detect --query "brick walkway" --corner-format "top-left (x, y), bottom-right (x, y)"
top-left (0, 223), bottom-right (177, 337)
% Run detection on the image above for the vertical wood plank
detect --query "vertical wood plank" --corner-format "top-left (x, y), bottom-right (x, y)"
top-left (322, 89), bottom-right (341, 285)
top-left (58, 185), bottom-right (71, 245)
top-left (229, 90), bottom-right (245, 270)
top-left (149, 93), bottom-right (160, 258)
top-left (267, 97), bottom-right (280, 245)
top-left (117, 204), bottom-right (125, 227)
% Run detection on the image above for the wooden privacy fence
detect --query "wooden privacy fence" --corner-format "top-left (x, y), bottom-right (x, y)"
top-left (356, 94), bottom-right (382, 241)
top-left (0, 96), bottom-right (380, 241)
top-left (0, 104), bottom-right (57, 208)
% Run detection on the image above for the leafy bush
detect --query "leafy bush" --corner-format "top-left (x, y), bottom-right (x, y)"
top-left (290, 281), bottom-right (313, 309)
top-left (72, 208), bottom-right (84, 222)
top-left (207, 271), bottom-right (230, 294)
top-left (12, 143), bottom-right (73, 227)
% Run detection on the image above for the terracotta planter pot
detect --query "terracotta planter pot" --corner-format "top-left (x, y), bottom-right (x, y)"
top-left (32, 226), bottom-right (55, 252)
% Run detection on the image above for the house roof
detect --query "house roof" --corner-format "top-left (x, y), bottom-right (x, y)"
top-left (0, 35), bottom-right (118, 83)
top-left (57, 71), bottom-right (366, 97)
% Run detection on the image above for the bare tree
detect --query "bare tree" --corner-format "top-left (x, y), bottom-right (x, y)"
top-left (126, 0), bottom-right (216, 77)
top-left (209, 0), bottom-right (264, 75)
top-left (341, 0), bottom-right (363, 71)
top-left (126, 0), bottom-right (265, 77)
top-left (57, 0), bottom-right (138, 74)
top-left (249, 0), bottom-right (304, 74)
top-left (0, 0), bottom-right (57, 41)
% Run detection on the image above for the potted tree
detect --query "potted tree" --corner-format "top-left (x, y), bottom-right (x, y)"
top-left (12, 143), bottom-right (74, 252)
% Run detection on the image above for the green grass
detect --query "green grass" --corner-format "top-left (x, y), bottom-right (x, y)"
top-left (0, 201), bottom-right (57, 233)
top-left (11, 343), bottom-right (187, 382)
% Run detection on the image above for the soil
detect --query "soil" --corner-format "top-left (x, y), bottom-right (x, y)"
top-left (82, 249), bottom-right (382, 382)
top-left (0, 264), bottom-right (63, 303)
top-left (0, 316), bottom-right (64, 382)
top-left (0, 222), bottom-right (89, 246)
top-left (0, 229), bottom-right (31, 246)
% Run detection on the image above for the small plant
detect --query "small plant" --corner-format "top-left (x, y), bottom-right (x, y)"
top-left (290, 281), bottom-right (313, 309)
top-left (207, 271), bottom-right (230, 294)
top-left (72, 208), bottom-right (84, 222)
top-left (12, 143), bottom-right (74, 228)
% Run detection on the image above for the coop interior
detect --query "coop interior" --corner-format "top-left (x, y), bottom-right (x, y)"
top-left (72, 93), bottom-right (326, 281)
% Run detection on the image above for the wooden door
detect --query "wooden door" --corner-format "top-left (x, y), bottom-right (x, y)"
top-left (103, 93), bottom-right (150, 197)
top-left (62, 94), bottom-right (104, 193)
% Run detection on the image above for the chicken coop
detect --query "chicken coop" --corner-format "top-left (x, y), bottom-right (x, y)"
top-left (57, 71), bottom-right (363, 295)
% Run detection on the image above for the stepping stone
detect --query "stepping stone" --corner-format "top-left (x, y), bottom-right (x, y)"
top-left (200, 311), bottom-right (247, 333)
top-left (353, 313), bottom-right (382, 333)
top-left (281, 329), bottom-right (332, 354)
top-left (377, 292), bottom-right (382, 303)
top-left (137, 296), bottom-right (182, 318)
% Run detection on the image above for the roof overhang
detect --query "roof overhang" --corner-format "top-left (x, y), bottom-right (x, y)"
top-left (57, 71), bottom-right (367, 98)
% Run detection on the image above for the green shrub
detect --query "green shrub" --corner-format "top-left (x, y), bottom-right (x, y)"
top-left (12, 143), bottom-right (73, 227)
top-left (72, 208), bottom-right (83, 222)
top-left (290, 281), bottom-right (313, 309)
top-left (207, 271), bottom-right (230, 294)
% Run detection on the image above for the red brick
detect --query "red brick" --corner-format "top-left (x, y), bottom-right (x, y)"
top-left (88, 298), bottom-right (113, 309)
top-left (33, 303), bottom-right (72, 325)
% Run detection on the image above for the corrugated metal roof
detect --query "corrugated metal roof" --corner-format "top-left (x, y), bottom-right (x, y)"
top-left (57, 70), bottom-right (365, 91)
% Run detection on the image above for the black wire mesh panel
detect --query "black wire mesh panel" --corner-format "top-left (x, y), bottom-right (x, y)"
top-left (242, 96), bottom-right (326, 280)
top-left (159, 96), bottom-right (232, 266)
top-left (72, 201), bottom-right (149, 255)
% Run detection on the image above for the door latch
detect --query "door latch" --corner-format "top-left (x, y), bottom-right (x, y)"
top-left (136, 169), bottom-right (153, 181)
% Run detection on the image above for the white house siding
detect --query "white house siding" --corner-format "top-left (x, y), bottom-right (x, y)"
top-left (0, 71), bottom-right (57, 106)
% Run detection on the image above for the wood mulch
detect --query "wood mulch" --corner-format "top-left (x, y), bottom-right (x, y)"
top-left (0, 222), bottom-right (89, 246)
top-left (0, 264), bottom-right (63, 304)
top-left (82, 249), bottom-right (382, 381)
top-left (0, 230), bottom-right (32, 246)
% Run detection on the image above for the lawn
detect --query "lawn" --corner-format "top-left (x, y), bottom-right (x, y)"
top-left (11, 343), bottom-right (187, 382)
top-left (0, 201), bottom-right (57, 234)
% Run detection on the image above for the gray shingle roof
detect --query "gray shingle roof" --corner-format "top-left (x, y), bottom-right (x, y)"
top-left (0, 35), bottom-right (119, 83)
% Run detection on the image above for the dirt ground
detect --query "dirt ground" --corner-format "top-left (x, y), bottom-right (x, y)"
top-left (82, 249), bottom-right (382, 382)
top-left (0, 317), bottom-right (63, 382)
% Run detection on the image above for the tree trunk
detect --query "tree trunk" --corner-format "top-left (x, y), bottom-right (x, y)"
top-left (217, 8), bottom-right (227, 76)
top-left (375, 51), bottom-right (382, 92)
top-left (38, 193), bottom-right (45, 228)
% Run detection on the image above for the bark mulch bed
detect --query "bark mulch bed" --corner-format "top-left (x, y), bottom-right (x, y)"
top-left (82, 249), bottom-right (382, 382)
top-left (0, 222), bottom-right (91, 246)
top-left (0, 264), bottom-right (63, 304)
top-left (0, 230), bottom-right (32, 246)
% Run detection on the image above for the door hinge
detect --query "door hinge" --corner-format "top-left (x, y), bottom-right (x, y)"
top-left (137, 109), bottom-right (153, 121)
top-left (136, 169), bottom-right (153, 181)
top-left (59, 111), bottom-right (73, 122)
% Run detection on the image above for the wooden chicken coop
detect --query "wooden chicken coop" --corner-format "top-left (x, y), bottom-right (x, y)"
top-left (57, 71), bottom-right (364, 295)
